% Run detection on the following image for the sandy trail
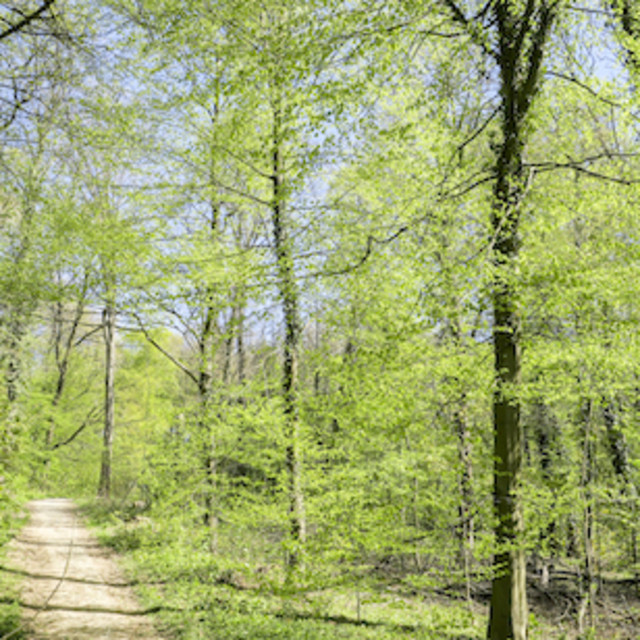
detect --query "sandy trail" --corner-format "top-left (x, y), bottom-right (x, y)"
top-left (3, 498), bottom-right (163, 639)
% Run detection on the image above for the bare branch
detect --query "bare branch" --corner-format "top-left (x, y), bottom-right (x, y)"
top-left (441, 0), bottom-right (469, 27)
top-left (517, 1), bottom-right (558, 118)
top-left (50, 406), bottom-right (100, 451)
top-left (74, 324), bottom-right (102, 347)
top-left (546, 70), bottom-right (622, 108)
top-left (526, 151), bottom-right (640, 183)
top-left (132, 313), bottom-right (199, 385)
top-left (0, 0), bottom-right (55, 42)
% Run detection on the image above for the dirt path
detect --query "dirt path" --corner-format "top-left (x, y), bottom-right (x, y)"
top-left (3, 498), bottom-right (163, 639)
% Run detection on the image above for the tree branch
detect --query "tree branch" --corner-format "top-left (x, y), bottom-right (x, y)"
top-left (50, 407), bottom-right (100, 451)
top-left (132, 313), bottom-right (199, 385)
top-left (74, 324), bottom-right (103, 347)
top-left (0, 0), bottom-right (55, 41)
top-left (517, 1), bottom-right (558, 118)
top-left (546, 70), bottom-right (621, 107)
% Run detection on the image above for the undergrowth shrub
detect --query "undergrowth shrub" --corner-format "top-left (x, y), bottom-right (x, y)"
top-left (0, 601), bottom-right (26, 639)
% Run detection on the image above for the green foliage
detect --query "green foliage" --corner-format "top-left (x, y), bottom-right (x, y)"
top-left (86, 498), bottom-right (485, 639)
top-left (0, 601), bottom-right (25, 640)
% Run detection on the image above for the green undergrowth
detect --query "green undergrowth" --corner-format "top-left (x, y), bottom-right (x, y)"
top-left (0, 600), bottom-right (25, 640)
top-left (84, 500), bottom-right (634, 640)
top-left (83, 501), bottom-right (484, 640)
top-left (82, 499), bottom-right (640, 640)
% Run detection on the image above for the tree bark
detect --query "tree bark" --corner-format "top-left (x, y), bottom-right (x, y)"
top-left (4, 314), bottom-right (23, 407)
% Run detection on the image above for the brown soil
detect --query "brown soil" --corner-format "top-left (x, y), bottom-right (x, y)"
top-left (4, 498), bottom-right (163, 639)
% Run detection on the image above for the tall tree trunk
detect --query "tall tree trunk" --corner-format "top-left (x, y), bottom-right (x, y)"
top-left (486, 66), bottom-right (527, 640)
top-left (199, 208), bottom-right (219, 549)
top-left (200, 81), bottom-right (222, 550)
top-left (222, 306), bottom-right (234, 386)
top-left (603, 399), bottom-right (639, 592)
top-left (1, 312), bottom-right (24, 458)
top-left (578, 399), bottom-right (596, 635)
top-left (272, 88), bottom-right (305, 574)
top-left (530, 399), bottom-right (560, 587)
top-left (455, 401), bottom-right (474, 602)
top-left (198, 300), bottom-right (218, 550)
top-left (485, 3), bottom-right (556, 638)
top-left (5, 316), bottom-right (22, 407)
top-left (446, 312), bottom-right (475, 599)
top-left (486, 6), bottom-right (551, 640)
top-left (97, 295), bottom-right (116, 498)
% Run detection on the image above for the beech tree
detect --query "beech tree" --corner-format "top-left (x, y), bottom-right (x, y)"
top-left (414, 1), bottom-right (559, 636)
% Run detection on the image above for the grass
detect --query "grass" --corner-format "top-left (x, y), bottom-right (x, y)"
top-left (83, 504), bottom-right (485, 640)
top-left (83, 502), bottom-right (640, 640)
top-left (138, 580), bottom-right (485, 640)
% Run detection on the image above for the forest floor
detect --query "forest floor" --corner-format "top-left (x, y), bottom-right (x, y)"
top-left (1, 498), bottom-right (163, 639)
top-left (3, 499), bottom-right (640, 639)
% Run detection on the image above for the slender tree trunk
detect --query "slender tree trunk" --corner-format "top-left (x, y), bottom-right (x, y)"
top-left (4, 200), bottom-right (33, 409)
top-left (578, 399), bottom-right (596, 635)
top-left (271, 88), bottom-right (305, 573)
top-left (5, 316), bottom-right (22, 407)
top-left (487, 72), bottom-right (527, 640)
top-left (447, 315), bottom-right (475, 600)
top-left (1, 168), bottom-right (38, 451)
top-left (489, 253), bottom-right (527, 640)
top-left (237, 303), bottom-right (246, 388)
top-left (200, 81), bottom-right (222, 550)
top-left (222, 306), bottom-right (234, 386)
top-left (46, 275), bottom-right (88, 449)
top-left (199, 244), bottom-right (218, 549)
top-left (533, 400), bottom-right (559, 588)
top-left (97, 297), bottom-right (116, 498)
top-left (602, 400), bottom-right (639, 592)
top-left (1, 312), bottom-right (24, 454)
top-left (455, 401), bottom-right (474, 602)
top-left (199, 346), bottom-right (219, 551)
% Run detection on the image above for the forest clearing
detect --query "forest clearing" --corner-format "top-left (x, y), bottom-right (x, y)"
top-left (3, 1), bottom-right (640, 639)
